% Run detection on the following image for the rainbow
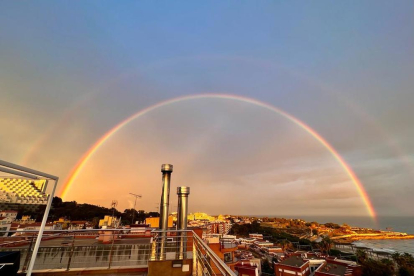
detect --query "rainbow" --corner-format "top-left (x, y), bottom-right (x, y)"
top-left (59, 93), bottom-right (377, 219)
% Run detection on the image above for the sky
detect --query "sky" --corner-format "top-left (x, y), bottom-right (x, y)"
top-left (1, 1), bottom-right (413, 218)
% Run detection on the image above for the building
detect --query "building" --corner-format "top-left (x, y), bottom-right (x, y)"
top-left (0, 210), bottom-right (17, 236)
top-left (99, 216), bottom-right (120, 228)
top-left (314, 258), bottom-right (362, 276)
top-left (264, 246), bottom-right (284, 258)
top-left (53, 217), bottom-right (71, 230)
top-left (206, 221), bottom-right (232, 235)
top-left (239, 237), bottom-right (257, 245)
top-left (253, 240), bottom-right (274, 248)
top-left (274, 255), bottom-right (311, 276)
top-left (187, 212), bottom-right (215, 222)
top-left (129, 224), bottom-right (151, 236)
top-left (11, 222), bottom-right (55, 234)
top-left (204, 236), bottom-right (239, 272)
top-left (14, 215), bottom-right (35, 225)
top-left (0, 178), bottom-right (48, 211)
top-left (217, 214), bottom-right (228, 221)
top-left (0, 217), bottom-right (12, 236)
top-left (70, 221), bottom-right (88, 230)
top-left (234, 261), bottom-right (260, 276)
top-left (145, 216), bottom-right (173, 228)
top-left (249, 233), bottom-right (263, 239)
top-left (314, 259), bottom-right (361, 276)
top-left (275, 252), bottom-right (362, 276)
top-left (0, 210), bottom-right (18, 220)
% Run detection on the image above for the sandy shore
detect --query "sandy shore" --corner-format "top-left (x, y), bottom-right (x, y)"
top-left (334, 234), bottom-right (414, 243)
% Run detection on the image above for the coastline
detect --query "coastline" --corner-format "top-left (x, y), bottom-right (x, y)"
top-left (333, 234), bottom-right (414, 243)
top-left (241, 215), bottom-right (414, 255)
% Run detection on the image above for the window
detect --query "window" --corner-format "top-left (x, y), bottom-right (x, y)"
top-left (223, 252), bottom-right (232, 263)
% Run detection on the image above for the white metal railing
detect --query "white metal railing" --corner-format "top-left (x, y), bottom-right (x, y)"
top-left (193, 233), bottom-right (236, 276)
top-left (0, 229), bottom-right (237, 276)
top-left (0, 159), bottom-right (59, 276)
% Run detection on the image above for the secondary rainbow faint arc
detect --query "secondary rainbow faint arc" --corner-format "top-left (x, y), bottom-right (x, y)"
top-left (60, 93), bottom-right (377, 219)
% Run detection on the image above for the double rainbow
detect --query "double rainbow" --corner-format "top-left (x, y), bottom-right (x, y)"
top-left (59, 93), bottom-right (376, 219)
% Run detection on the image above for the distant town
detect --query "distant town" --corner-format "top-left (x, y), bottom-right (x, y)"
top-left (1, 189), bottom-right (414, 276)
top-left (0, 173), bottom-right (413, 276)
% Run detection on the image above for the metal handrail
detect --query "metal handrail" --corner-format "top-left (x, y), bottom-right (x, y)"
top-left (151, 229), bottom-right (193, 233)
top-left (193, 233), bottom-right (237, 276)
top-left (0, 229), bottom-right (137, 233)
top-left (0, 229), bottom-right (237, 276)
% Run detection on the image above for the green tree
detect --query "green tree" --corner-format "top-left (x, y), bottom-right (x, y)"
top-left (393, 252), bottom-right (414, 276)
top-left (398, 266), bottom-right (414, 276)
top-left (325, 223), bottom-right (340, 229)
top-left (356, 249), bottom-right (395, 276)
top-left (52, 196), bottom-right (63, 208)
top-left (92, 217), bottom-right (100, 229)
top-left (262, 259), bottom-right (274, 274)
top-left (361, 259), bottom-right (394, 276)
top-left (319, 236), bottom-right (333, 255)
top-left (279, 240), bottom-right (293, 251)
top-left (356, 249), bottom-right (368, 264)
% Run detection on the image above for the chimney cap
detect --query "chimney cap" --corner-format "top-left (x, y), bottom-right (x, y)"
top-left (161, 164), bottom-right (173, 173)
top-left (177, 186), bottom-right (190, 195)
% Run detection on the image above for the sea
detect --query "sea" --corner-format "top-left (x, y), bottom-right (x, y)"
top-left (252, 215), bottom-right (414, 255)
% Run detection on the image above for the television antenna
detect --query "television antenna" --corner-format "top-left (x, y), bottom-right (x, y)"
top-left (111, 200), bottom-right (118, 227)
top-left (129, 193), bottom-right (142, 225)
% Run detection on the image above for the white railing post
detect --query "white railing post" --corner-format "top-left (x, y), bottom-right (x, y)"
top-left (0, 159), bottom-right (59, 276)
top-left (26, 178), bottom-right (58, 276)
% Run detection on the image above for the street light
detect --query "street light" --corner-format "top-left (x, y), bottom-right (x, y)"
top-left (129, 193), bottom-right (142, 225)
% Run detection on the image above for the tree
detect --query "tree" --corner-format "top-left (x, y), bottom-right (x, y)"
top-left (262, 259), bottom-right (274, 275)
top-left (137, 210), bottom-right (146, 223)
top-left (398, 266), bottom-right (414, 276)
top-left (393, 252), bottom-right (414, 276)
top-left (92, 217), bottom-right (100, 229)
top-left (279, 240), bottom-right (293, 251)
top-left (356, 249), bottom-right (368, 264)
top-left (147, 212), bottom-right (160, 218)
top-left (52, 196), bottom-right (63, 208)
top-left (122, 208), bottom-right (139, 224)
top-left (361, 258), bottom-right (394, 276)
top-left (319, 237), bottom-right (333, 255)
top-left (356, 249), bottom-right (395, 276)
top-left (325, 223), bottom-right (340, 229)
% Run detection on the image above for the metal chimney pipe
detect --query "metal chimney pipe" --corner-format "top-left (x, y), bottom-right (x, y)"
top-left (158, 164), bottom-right (173, 260)
top-left (176, 187), bottom-right (190, 230)
top-left (177, 187), bottom-right (190, 259)
top-left (159, 164), bottom-right (173, 230)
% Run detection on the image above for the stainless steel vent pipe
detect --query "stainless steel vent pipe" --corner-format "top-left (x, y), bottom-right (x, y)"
top-left (159, 164), bottom-right (173, 231)
top-left (158, 164), bottom-right (173, 260)
top-left (176, 187), bottom-right (190, 259)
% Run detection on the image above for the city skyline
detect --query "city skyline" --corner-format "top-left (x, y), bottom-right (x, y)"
top-left (1, 1), bottom-right (414, 217)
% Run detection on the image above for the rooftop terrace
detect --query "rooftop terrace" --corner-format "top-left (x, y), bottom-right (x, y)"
top-left (0, 229), bottom-right (236, 276)
top-left (280, 256), bottom-right (306, 267)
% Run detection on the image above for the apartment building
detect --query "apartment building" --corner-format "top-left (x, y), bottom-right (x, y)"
top-left (275, 255), bottom-right (311, 276)
top-left (275, 253), bottom-right (362, 276)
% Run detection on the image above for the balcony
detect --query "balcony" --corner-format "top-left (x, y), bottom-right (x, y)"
top-left (0, 229), bottom-right (236, 276)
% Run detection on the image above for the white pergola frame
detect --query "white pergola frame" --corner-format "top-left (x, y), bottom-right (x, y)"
top-left (0, 159), bottom-right (59, 276)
